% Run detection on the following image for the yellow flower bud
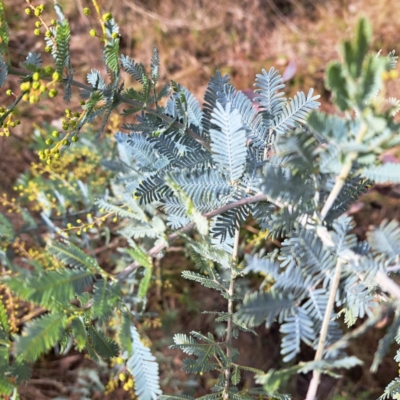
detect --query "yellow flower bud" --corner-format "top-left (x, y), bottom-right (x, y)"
top-left (49, 89), bottom-right (58, 98)
top-left (103, 12), bottom-right (112, 22)
top-left (52, 71), bottom-right (61, 81)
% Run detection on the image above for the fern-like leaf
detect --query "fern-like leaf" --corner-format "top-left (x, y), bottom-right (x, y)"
top-left (104, 39), bottom-right (120, 73)
top-left (224, 86), bottom-right (267, 146)
top-left (6, 268), bottom-right (94, 307)
top-left (127, 325), bottom-right (162, 400)
top-left (0, 1), bottom-right (9, 57)
top-left (367, 219), bottom-right (400, 260)
top-left (181, 271), bottom-right (228, 295)
top-left (15, 313), bottom-right (67, 362)
top-left (202, 72), bottom-right (231, 138)
top-left (273, 89), bottom-right (320, 135)
top-left (210, 102), bottom-right (247, 182)
top-left (120, 54), bottom-right (146, 83)
top-left (362, 163), bottom-right (400, 183)
top-left (254, 67), bottom-right (286, 129)
top-left (92, 279), bottom-right (120, 320)
top-left (54, 20), bottom-right (70, 75)
top-left (379, 377), bottom-right (400, 399)
top-left (280, 307), bottom-right (315, 362)
top-left (88, 327), bottom-right (119, 359)
top-left (47, 241), bottom-right (101, 273)
top-left (236, 290), bottom-right (293, 327)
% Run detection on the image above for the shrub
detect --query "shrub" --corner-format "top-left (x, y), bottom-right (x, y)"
top-left (1, 2), bottom-right (400, 400)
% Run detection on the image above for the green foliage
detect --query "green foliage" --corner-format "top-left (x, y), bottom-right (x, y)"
top-left (343, 17), bottom-right (372, 79)
top-left (0, 0), bottom-right (8, 87)
top-left (15, 313), bottom-right (67, 362)
top-left (87, 326), bottom-right (119, 358)
top-left (0, 1), bottom-right (9, 56)
top-left (6, 267), bottom-right (94, 307)
top-left (326, 62), bottom-right (353, 111)
top-left (0, 213), bottom-right (14, 248)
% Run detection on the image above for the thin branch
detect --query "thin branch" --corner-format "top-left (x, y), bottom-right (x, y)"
top-left (375, 270), bottom-right (400, 300)
top-left (116, 193), bottom-right (269, 280)
top-left (224, 229), bottom-right (240, 399)
top-left (7, 66), bottom-right (211, 152)
top-left (305, 259), bottom-right (344, 400)
top-left (325, 305), bottom-right (391, 355)
top-left (320, 122), bottom-right (368, 220)
top-left (0, 91), bottom-right (25, 126)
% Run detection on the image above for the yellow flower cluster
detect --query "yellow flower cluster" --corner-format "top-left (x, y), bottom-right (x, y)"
top-left (38, 108), bottom-right (87, 166)
top-left (142, 317), bottom-right (162, 329)
top-left (12, 237), bottom-right (63, 271)
top-left (382, 69), bottom-right (399, 81)
top-left (0, 193), bottom-right (21, 215)
top-left (0, 108), bottom-right (21, 137)
top-left (15, 145), bottom-right (110, 215)
top-left (0, 284), bottom-right (19, 333)
top-left (104, 369), bottom-right (136, 397)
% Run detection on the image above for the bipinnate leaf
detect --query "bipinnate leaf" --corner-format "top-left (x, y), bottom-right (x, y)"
top-left (15, 313), bottom-right (67, 362)
top-left (0, 1), bottom-right (9, 57)
top-left (47, 241), bottom-right (101, 273)
top-left (358, 54), bottom-right (386, 104)
top-left (70, 318), bottom-right (87, 351)
top-left (326, 62), bottom-right (352, 111)
top-left (236, 290), bottom-right (293, 327)
top-left (210, 102), bottom-right (247, 182)
top-left (6, 268), bottom-right (94, 307)
top-left (139, 266), bottom-right (152, 300)
top-left (379, 377), bottom-right (400, 399)
top-left (362, 163), bottom-right (400, 184)
top-left (343, 17), bottom-right (372, 78)
top-left (127, 241), bottom-right (152, 269)
top-left (92, 279), bottom-right (120, 320)
top-left (127, 325), bottom-right (162, 400)
top-left (367, 219), bottom-right (400, 260)
top-left (88, 327), bottom-right (119, 359)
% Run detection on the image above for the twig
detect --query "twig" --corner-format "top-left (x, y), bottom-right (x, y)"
top-left (30, 378), bottom-right (67, 392)
top-left (308, 226), bottom-right (400, 400)
top-left (0, 91), bottom-right (25, 126)
top-left (375, 270), bottom-right (400, 300)
top-left (224, 229), bottom-right (240, 399)
top-left (320, 123), bottom-right (368, 220)
top-left (18, 307), bottom-right (47, 325)
top-left (325, 305), bottom-right (391, 355)
top-left (305, 259), bottom-right (344, 400)
top-left (117, 193), bottom-right (269, 280)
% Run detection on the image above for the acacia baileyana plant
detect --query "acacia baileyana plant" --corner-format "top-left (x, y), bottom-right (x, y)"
top-left (1, 1), bottom-right (400, 399)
